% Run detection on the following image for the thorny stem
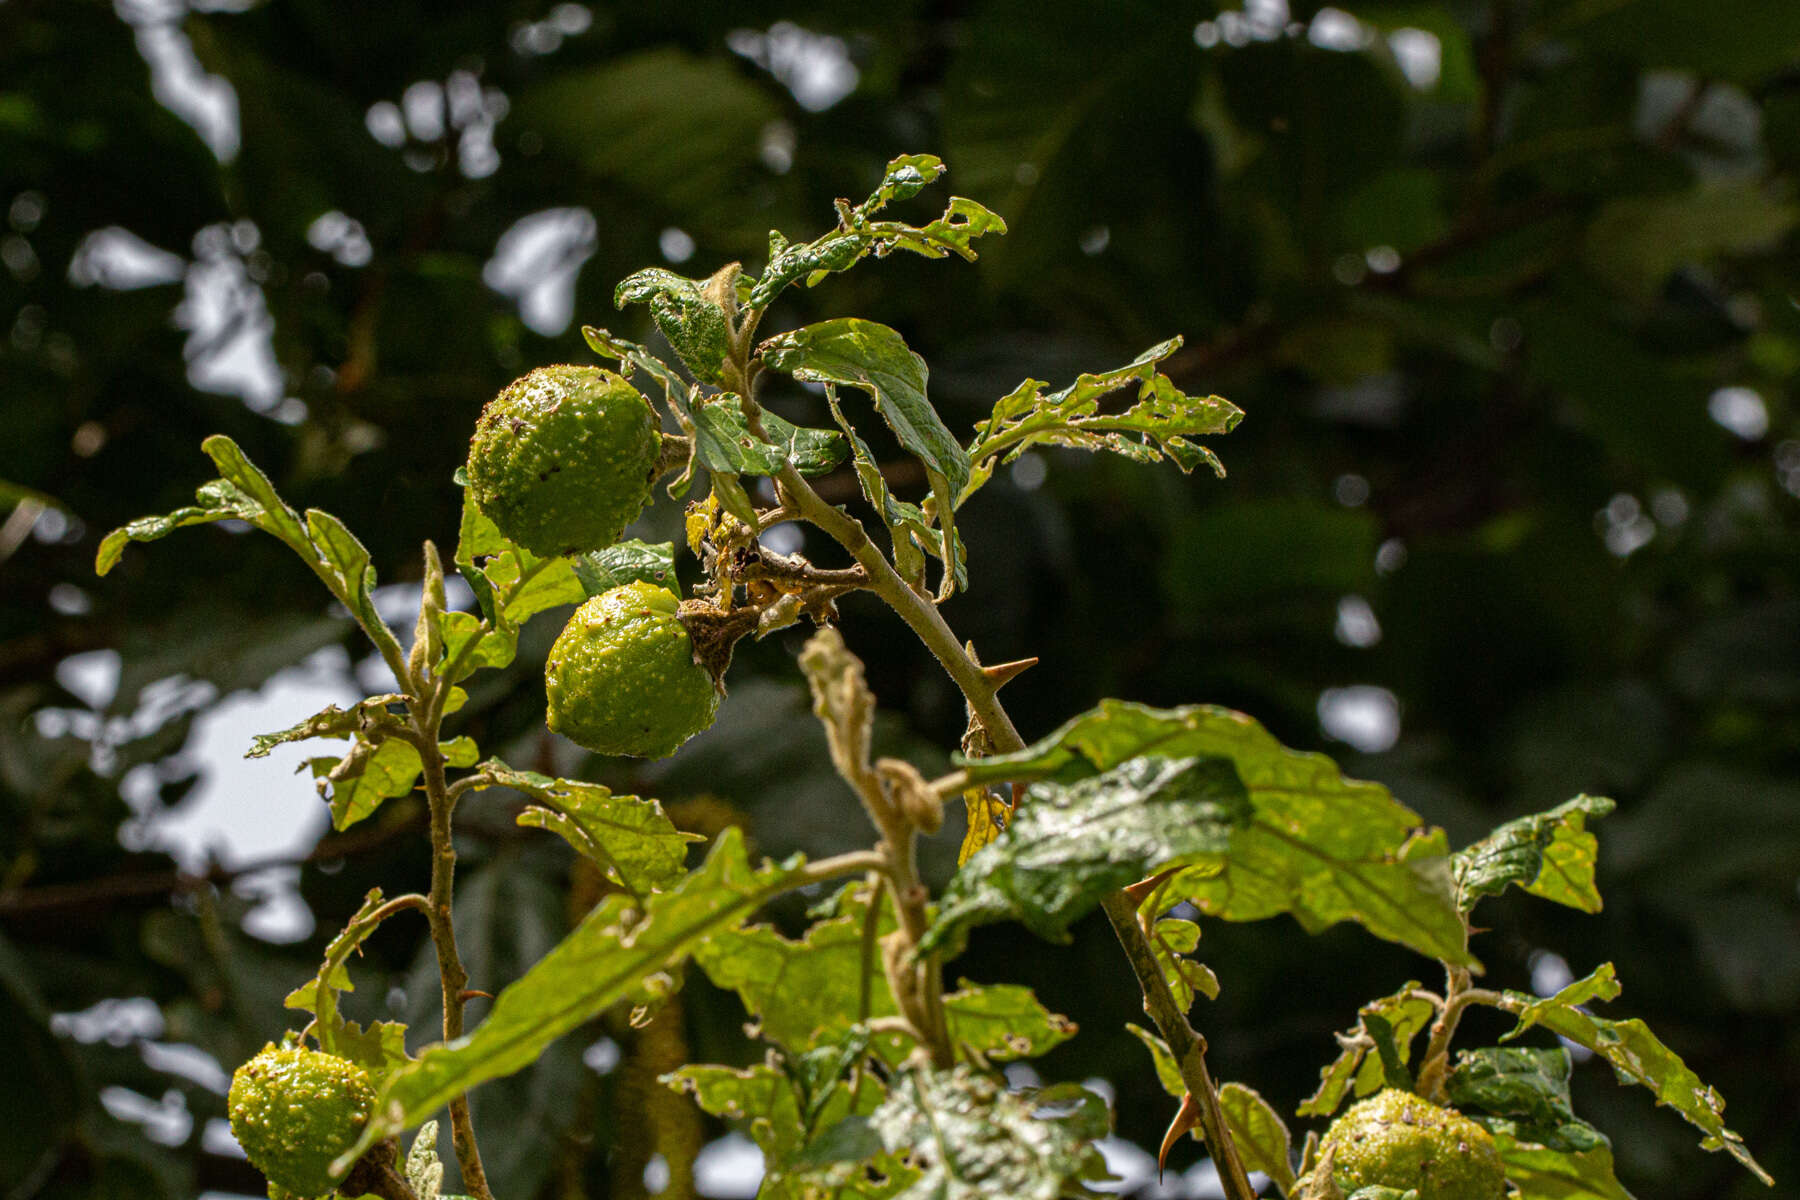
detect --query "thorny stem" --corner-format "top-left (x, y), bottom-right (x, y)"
top-left (776, 458), bottom-right (1253, 1198)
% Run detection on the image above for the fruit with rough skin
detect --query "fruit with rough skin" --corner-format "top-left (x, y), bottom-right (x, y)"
top-left (1321, 1089), bottom-right (1505, 1200)
top-left (544, 580), bottom-right (720, 758)
top-left (465, 365), bottom-right (661, 557)
top-left (227, 1044), bottom-right (376, 1197)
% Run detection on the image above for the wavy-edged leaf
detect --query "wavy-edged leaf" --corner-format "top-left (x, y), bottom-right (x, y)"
top-left (1146, 917), bottom-right (1219, 1013)
top-left (1448, 1047), bottom-right (1608, 1154)
top-left (866, 1068), bottom-right (1109, 1200)
top-left (470, 762), bottom-right (698, 896)
top-left (305, 508), bottom-right (383, 637)
top-left (200, 434), bottom-right (311, 554)
top-left (453, 486), bottom-right (584, 628)
top-left (691, 394), bottom-right (846, 478)
top-left (307, 735), bottom-right (422, 831)
top-left (434, 609), bottom-right (518, 682)
top-left (962, 339), bottom-right (1243, 505)
top-left (346, 830), bottom-right (803, 1161)
top-left (959, 787), bottom-right (1008, 866)
top-left (1218, 1082), bottom-right (1297, 1196)
top-left (1499, 963), bottom-right (1771, 1184)
top-left (942, 982), bottom-right (1077, 1062)
top-left (245, 693), bottom-right (406, 759)
top-left (570, 539), bottom-right (679, 597)
top-left (760, 319), bottom-right (969, 498)
top-left (746, 155), bottom-right (1006, 307)
top-left (1453, 795), bottom-right (1614, 914)
top-left (956, 700), bottom-right (1472, 964)
top-left (696, 887), bottom-right (898, 1052)
top-left (666, 1059), bottom-right (807, 1160)
top-left (922, 755), bottom-right (1251, 952)
top-left (614, 266), bottom-right (734, 386)
top-left (95, 477), bottom-right (263, 576)
top-left (1491, 1130), bottom-right (1637, 1200)
top-left (823, 383), bottom-right (947, 589)
top-left (760, 319), bottom-right (969, 594)
top-left (1298, 982), bottom-right (1433, 1117)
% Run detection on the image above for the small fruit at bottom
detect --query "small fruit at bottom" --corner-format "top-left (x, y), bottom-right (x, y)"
top-left (1321, 1088), bottom-right (1506, 1200)
top-left (227, 1044), bottom-right (376, 1197)
top-left (465, 365), bottom-right (661, 557)
top-left (545, 581), bottom-right (720, 758)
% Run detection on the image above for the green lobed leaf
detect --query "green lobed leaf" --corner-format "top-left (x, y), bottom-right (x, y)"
top-left (823, 384), bottom-right (941, 589)
top-left (1447, 1046), bottom-right (1609, 1154)
top-left (570, 539), bottom-right (680, 597)
top-left (1453, 795), bottom-right (1614, 914)
top-left (941, 982), bottom-right (1078, 1062)
top-left (613, 266), bottom-right (734, 386)
top-left (1218, 1082), bottom-right (1297, 1196)
top-left (434, 609), bottom-right (518, 682)
top-left (1145, 916), bottom-right (1219, 1014)
top-left (471, 762), bottom-right (699, 896)
top-left (334, 1018), bottom-right (412, 1080)
top-left (305, 508), bottom-right (383, 638)
top-left (961, 338), bottom-right (1244, 506)
top-left (1490, 1129), bottom-right (1637, 1200)
top-left (759, 318), bottom-right (969, 498)
top-left (344, 829), bottom-right (806, 1163)
top-left (759, 318), bottom-right (970, 593)
top-left (666, 1059), bottom-right (807, 1160)
top-left (283, 887), bottom-right (386, 1033)
top-left (865, 1068), bottom-right (1109, 1200)
top-left (307, 735), bottom-right (423, 831)
top-left (1298, 982), bottom-right (1434, 1117)
top-left (95, 477), bottom-right (263, 576)
top-left (691, 393), bottom-right (846, 478)
top-left (454, 486), bottom-right (584, 628)
top-left (955, 700), bottom-right (1472, 965)
top-left (745, 155), bottom-right (1005, 308)
top-left (921, 755), bottom-right (1252, 952)
top-left (696, 887), bottom-right (899, 1053)
top-left (244, 693), bottom-right (407, 759)
top-left (1499, 963), bottom-right (1771, 1184)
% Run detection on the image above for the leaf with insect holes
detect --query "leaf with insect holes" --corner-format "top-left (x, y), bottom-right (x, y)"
top-left (746, 155), bottom-right (1006, 307)
top-left (470, 761), bottom-right (699, 896)
top-left (1219, 1083), bottom-right (1297, 1196)
top-left (861, 1068), bottom-right (1109, 1200)
top-left (1447, 1046), bottom-right (1609, 1154)
top-left (961, 338), bottom-right (1243, 506)
top-left (1499, 962), bottom-right (1771, 1184)
top-left (691, 393), bottom-right (846, 478)
top-left (921, 755), bottom-right (1251, 952)
top-left (955, 700), bottom-right (1472, 965)
top-left (307, 735), bottom-right (422, 832)
top-left (342, 830), bottom-right (808, 1166)
top-left (245, 694), bottom-right (407, 759)
top-left (1453, 794), bottom-right (1614, 913)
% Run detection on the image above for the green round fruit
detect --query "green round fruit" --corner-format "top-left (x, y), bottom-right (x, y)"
top-left (1322, 1089), bottom-right (1506, 1200)
top-left (545, 581), bottom-right (721, 758)
top-left (227, 1044), bottom-right (376, 1197)
top-left (466, 365), bottom-right (661, 557)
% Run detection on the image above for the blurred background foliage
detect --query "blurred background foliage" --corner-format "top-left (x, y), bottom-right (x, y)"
top-left (2, 1), bottom-right (1797, 1197)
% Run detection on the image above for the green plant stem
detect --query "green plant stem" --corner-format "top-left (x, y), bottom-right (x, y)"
top-left (1414, 969), bottom-right (1502, 1102)
top-left (413, 705), bottom-right (493, 1200)
top-left (775, 462), bottom-right (1024, 752)
top-left (778, 460), bottom-right (1253, 1196)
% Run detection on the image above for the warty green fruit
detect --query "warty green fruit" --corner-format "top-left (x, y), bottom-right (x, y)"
top-left (227, 1044), bottom-right (376, 1197)
top-left (544, 581), bottom-right (720, 758)
top-left (1322, 1088), bottom-right (1506, 1200)
top-left (465, 365), bottom-right (660, 557)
